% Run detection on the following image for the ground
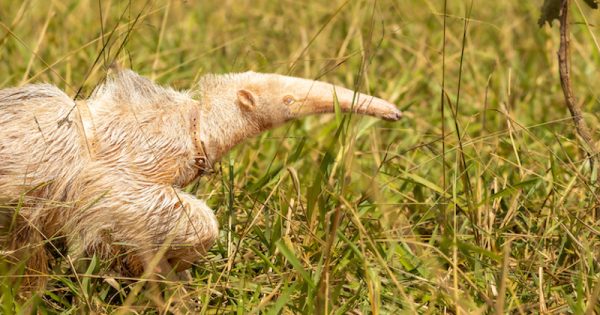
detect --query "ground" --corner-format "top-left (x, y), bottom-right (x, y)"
top-left (1, 0), bottom-right (599, 313)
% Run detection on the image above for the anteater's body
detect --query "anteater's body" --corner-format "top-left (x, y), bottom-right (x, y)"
top-left (0, 69), bottom-right (401, 289)
top-left (1, 73), bottom-right (217, 284)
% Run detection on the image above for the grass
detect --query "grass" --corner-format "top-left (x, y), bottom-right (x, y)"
top-left (1, 0), bottom-right (600, 313)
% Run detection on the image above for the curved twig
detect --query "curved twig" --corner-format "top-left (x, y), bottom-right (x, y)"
top-left (558, 0), bottom-right (599, 215)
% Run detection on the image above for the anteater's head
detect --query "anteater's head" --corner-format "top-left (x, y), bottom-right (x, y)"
top-left (196, 72), bottom-right (402, 161)
top-left (200, 71), bottom-right (401, 123)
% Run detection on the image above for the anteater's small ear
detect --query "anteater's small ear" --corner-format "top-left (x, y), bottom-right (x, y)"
top-left (236, 89), bottom-right (256, 111)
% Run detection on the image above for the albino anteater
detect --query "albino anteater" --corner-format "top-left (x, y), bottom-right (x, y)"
top-left (0, 69), bottom-right (401, 288)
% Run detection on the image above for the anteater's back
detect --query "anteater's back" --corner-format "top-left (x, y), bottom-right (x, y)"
top-left (0, 84), bottom-right (83, 201)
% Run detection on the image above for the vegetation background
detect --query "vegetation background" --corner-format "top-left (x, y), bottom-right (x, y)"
top-left (1, 0), bottom-right (599, 313)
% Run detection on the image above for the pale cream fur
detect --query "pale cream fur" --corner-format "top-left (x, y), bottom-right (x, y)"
top-left (0, 69), bottom-right (401, 288)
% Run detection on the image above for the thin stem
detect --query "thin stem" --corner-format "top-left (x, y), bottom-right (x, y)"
top-left (558, 0), bottom-right (600, 216)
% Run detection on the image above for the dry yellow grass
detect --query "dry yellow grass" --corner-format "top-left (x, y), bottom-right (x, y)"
top-left (0, 0), bottom-right (599, 313)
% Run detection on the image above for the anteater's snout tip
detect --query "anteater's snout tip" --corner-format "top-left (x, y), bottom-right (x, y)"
top-left (382, 108), bottom-right (403, 121)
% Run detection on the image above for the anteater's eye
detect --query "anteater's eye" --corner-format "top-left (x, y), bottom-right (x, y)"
top-left (283, 95), bottom-right (295, 105)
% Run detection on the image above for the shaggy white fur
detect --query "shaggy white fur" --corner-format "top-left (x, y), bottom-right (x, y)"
top-left (0, 69), bottom-right (401, 289)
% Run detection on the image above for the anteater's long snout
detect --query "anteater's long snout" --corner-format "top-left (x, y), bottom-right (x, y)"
top-left (285, 77), bottom-right (402, 121)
